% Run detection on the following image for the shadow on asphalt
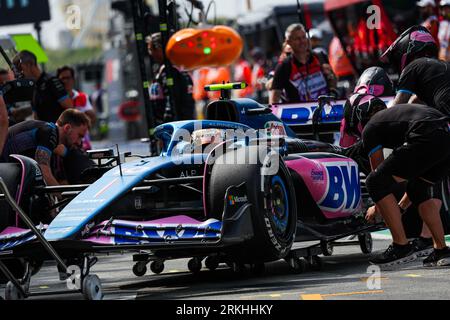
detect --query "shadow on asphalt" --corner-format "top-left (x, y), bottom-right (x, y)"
top-left (117, 252), bottom-right (377, 300)
top-left (7, 240), bottom-right (436, 300)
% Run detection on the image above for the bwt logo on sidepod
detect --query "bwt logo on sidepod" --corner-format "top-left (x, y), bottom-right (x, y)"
top-left (280, 104), bottom-right (344, 124)
top-left (319, 162), bottom-right (361, 212)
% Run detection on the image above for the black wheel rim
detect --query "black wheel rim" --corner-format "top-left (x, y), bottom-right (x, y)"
top-left (270, 176), bottom-right (289, 237)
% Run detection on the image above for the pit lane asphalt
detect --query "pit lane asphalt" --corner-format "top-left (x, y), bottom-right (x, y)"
top-left (2, 239), bottom-right (450, 300)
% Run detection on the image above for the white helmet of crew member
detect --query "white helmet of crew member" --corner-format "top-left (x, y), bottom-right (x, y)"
top-left (417, 0), bottom-right (436, 7)
top-left (309, 28), bottom-right (323, 40)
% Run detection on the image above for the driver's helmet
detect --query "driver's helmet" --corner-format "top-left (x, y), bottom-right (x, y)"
top-left (354, 67), bottom-right (394, 96)
top-left (191, 128), bottom-right (226, 153)
top-left (380, 25), bottom-right (438, 72)
top-left (343, 93), bottom-right (387, 137)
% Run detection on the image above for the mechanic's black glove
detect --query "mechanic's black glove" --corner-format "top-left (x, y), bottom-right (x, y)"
top-left (341, 141), bottom-right (371, 175)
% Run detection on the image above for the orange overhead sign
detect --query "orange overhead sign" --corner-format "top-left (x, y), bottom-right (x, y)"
top-left (324, 0), bottom-right (366, 11)
top-left (165, 26), bottom-right (243, 70)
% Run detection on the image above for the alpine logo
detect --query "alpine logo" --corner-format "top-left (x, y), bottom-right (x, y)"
top-left (180, 169), bottom-right (197, 177)
top-left (319, 162), bottom-right (361, 212)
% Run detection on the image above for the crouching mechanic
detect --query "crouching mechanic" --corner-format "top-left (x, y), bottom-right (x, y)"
top-left (0, 109), bottom-right (90, 186)
top-left (339, 66), bottom-right (394, 148)
top-left (361, 104), bottom-right (450, 267)
top-left (340, 69), bottom-right (441, 257)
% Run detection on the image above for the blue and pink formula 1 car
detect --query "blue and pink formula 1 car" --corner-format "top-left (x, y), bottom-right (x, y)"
top-left (0, 83), bottom-right (387, 300)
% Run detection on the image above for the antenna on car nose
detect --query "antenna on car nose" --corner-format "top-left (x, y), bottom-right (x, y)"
top-left (116, 144), bottom-right (123, 177)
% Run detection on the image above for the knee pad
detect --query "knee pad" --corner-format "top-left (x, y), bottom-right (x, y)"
top-left (406, 179), bottom-right (434, 207)
top-left (365, 170), bottom-right (397, 202)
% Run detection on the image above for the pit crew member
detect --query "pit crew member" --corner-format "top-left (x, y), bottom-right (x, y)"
top-left (0, 94), bottom-right (7, 156)
top-left (381, 25), bottom-right (450, 115)
top-left (12, 51), bottom-right (73, 123)
top-left (57, 65), bottom-right (96, 150)
top-left (361, 104), bottom-right (450, 267)
top-left (146, 33), bottom-right (195, 125)
top-left (269, 23), bottom-right (338, 104)
top-left (0, 109), bottom-right (90, 187)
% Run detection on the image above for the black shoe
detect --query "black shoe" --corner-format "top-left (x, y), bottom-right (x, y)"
top-left (423, 247), bottom-right (450, 267)
top-left (411, 237), bottom-right (434, 258)
top-left (369, 243), bottom-right (417, 267)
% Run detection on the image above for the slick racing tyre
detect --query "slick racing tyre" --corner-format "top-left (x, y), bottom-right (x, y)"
top-left (207, 145), bottom-right (297, 263)
top-left (0, 163), bottom-right (21, 231)
top-left (0, 163), bottom-right (28, 285)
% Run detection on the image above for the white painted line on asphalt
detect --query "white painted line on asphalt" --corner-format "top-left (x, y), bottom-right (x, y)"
top-left (372, 233), bottom-right (392, 240)
top-left (239, 291), bottom-right (306, 299)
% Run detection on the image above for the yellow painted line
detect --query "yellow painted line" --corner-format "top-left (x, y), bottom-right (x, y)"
top-left (301, 294), bottom-right (324, 300)
top-left (269, 294), bottom-right (281, 298)
top-left (301, 290), bottom-right (384, 300)
top-left (404, 274), bottom-right (422, 278)
top-left (360, 276), bottom-right (389, 282)
top-left (323, 290), bottom-right (384, 297)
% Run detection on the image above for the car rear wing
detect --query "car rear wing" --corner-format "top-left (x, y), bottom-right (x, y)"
top-left (271, 96), bottom-right (394, 138)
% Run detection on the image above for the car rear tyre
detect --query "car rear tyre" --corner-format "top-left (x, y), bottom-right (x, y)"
top-left (207, 146), bottom-right (297, 263)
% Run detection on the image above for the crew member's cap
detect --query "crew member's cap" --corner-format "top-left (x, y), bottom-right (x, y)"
top-left (309, 28), bottom-right (323, 40)
top-left (417, 0), bottom-right (436, 7)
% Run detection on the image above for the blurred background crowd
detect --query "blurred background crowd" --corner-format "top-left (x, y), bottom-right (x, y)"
top-left (0, 0), bottom-right (449, 143)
